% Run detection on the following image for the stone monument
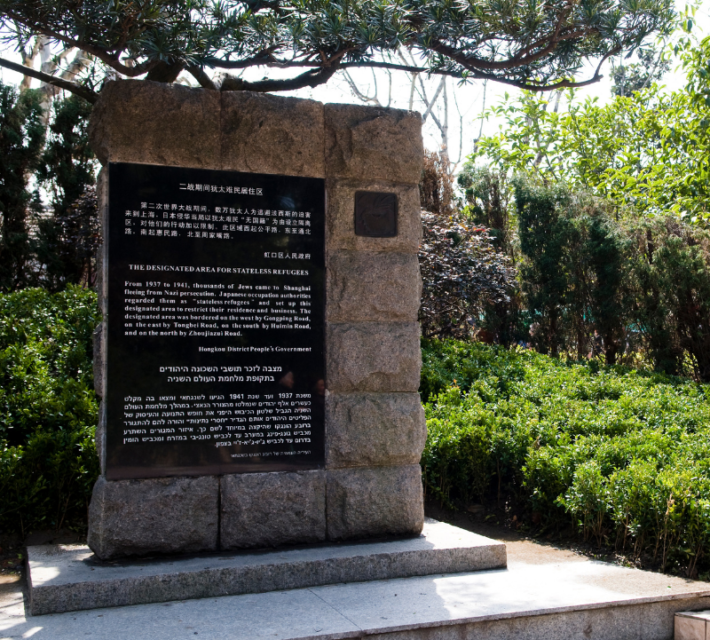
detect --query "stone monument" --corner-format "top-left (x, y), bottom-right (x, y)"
top-left (87, 79), bottom-right (427, 559)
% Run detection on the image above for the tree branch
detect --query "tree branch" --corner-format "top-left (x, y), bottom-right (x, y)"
top-left (342, 70), bottom-right (380, 105)
top-left (220, 60), bottom-right (341, 92)
top-left (0, 56), bottom-right (97, 103)
top-left (346, 50), bottom-right (617, 92)
top-left (4, 9), bottom-right (159, 77)
top-left (421, 76), bottom-right (446, 122)
top-left (203, 48), bottom-right (281, 69)
top-left (187, 65), bottom-right (218, 90)
top-left (427, 28), bottom-right (592, 74)
top-left (510, 5), bottom-right (577, 63)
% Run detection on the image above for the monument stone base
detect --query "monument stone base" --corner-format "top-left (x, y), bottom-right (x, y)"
top-left (27, 519), bottom-right (506, 616)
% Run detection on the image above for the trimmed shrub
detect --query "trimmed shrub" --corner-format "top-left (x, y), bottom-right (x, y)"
top-left (421, 338), bottom-right (710, 576)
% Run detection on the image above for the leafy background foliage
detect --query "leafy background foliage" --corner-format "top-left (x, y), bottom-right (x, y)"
top-left (0, 84), bottom-right (45, 291)
top-left (0, 286), bottom-right (99, 534)
top-left (0, 81), bottom-right (98, 293)
top-left (472, 36), bottom-right (710, 221)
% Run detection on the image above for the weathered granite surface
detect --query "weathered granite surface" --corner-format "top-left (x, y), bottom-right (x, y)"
top-left (220, 92), bottom-right (324, 177)
top-left (324, 104), bottom-right (423, 184)
top-left (675, 611), bottom-right (710, 640)
top-left (326, 465), bottom-right (424, 540)
top-left (95, 167), bottom-right (108, 317)
top-left (92, 324), bottom-right (104, 399)
top-left (88, 80), bottom-right (220, 168)
top-left (325, 393), bottom-right (426, 468)
top-left (220, 471), bottom-right (326, 549)
top-left (88, 476), bottom-right (219, 559)
top-left (326, 323), bottom-right (421, 393)
top-left (95, 402), bottom-right (106, 477)
top-left (327, 251), bottom-right (421, 323)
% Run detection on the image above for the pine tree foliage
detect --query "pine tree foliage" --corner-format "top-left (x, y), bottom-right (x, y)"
top-left (0, 0), bottom-right (675, 101)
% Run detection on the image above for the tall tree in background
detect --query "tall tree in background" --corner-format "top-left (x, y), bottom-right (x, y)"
top-left (0, 84), bottom-right (45, 290)
top-left (420, 150), bottom-right (455, 216)
top-left (0, 0), bottom-right (675, 102)
top-left (473, 35), bottom-right (710, 221)
top-left (0, 80), bottom-right (97, 292)
top-left (629, 219), bottom-right (710, 381)
top-left (610, 45), bottom-right (671, 97)
top-left (457, 166), bottom-right (525, 346)
top-left (458, 166), bottom-right (512, 252)
top-left (515, 180), bottom-right (572, 356)
top-left (35, 95), bottom-right (97, 291)
top-left (585, 215), bottom-right (628, 364)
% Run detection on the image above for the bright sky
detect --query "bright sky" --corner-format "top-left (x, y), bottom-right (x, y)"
top-left (1, 0), bottom-right (708, 171)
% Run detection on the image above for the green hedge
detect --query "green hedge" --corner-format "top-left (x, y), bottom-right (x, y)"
top-left (5, 285), bottom-right (710, 573)
top-left (0, 286), bottom-right (100, 534)
top-left (421, 338), bottom-right (710, 576)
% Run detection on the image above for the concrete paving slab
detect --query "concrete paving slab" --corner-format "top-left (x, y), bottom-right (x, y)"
top-left (6, 536), bottom-right (710, 640)
top-left (27, 519), bottom-right (506, 615)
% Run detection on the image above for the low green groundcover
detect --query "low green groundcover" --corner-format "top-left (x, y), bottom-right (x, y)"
top-left (422, 338), bottom-right (710, 577)
top-left (0, 286), bottom-right (99, 535)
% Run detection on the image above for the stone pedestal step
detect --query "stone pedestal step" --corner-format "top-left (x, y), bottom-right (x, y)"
top-left (6, 530), bottom-right (710, 639)
top-left (27, 519), bottom-right (505, 616)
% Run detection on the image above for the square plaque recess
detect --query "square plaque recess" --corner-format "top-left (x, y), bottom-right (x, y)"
top-left (106, 163), bottom-right (325, 480)
top-left (354, 191), bottom-right (398, 237)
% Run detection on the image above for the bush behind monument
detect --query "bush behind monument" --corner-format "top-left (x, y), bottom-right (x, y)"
top-left (0, 286), bottom-right (100, 534)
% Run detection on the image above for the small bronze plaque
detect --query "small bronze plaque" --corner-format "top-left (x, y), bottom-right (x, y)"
top-left (354, 191), bottom-right (398, 237)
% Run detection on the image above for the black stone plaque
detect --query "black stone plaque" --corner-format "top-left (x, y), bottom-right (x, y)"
top-left (106, 163), bottom-right (325, 480)
top-left (354, 191), bottom-right (398, 237)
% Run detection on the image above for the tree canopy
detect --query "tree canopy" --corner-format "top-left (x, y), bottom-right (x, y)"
top-left (0, 0), bottom-right (675, 102)
top-left (472, 35), bottom-right (710, 221)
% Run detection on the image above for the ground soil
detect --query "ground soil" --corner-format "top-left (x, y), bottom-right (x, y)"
top-left (0, 528), bottom-right (84, 596)
top-left (424, 499), bottom-right (705, 579)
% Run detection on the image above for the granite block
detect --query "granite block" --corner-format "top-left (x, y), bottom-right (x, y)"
top-left (220, 470), bottom-right (326, 549)
top-left (92, 323), bottom-right (105, 399)
top-left (221, 91), bottom-right (324, 177)
top-left (324, 103), bottom-right (423, 184)
top-left (326, 464), bottom-right (424, 540)
top-left (327, 251), bottom-right (421, 323)
top-left (96, 168), bottom-right (108, 316)
top-left (95, 401), bottom-right (106, 476)
top-left (88, 79), bottom-right (221, 168)
top-left (87, 475), bottom-right (219, 559)
top-left (326, 322), bottom-right (421, 393)
top-left (325, 393), bottom-right (425, 468)
top-left (675, 615), bottom-right (706, 640)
